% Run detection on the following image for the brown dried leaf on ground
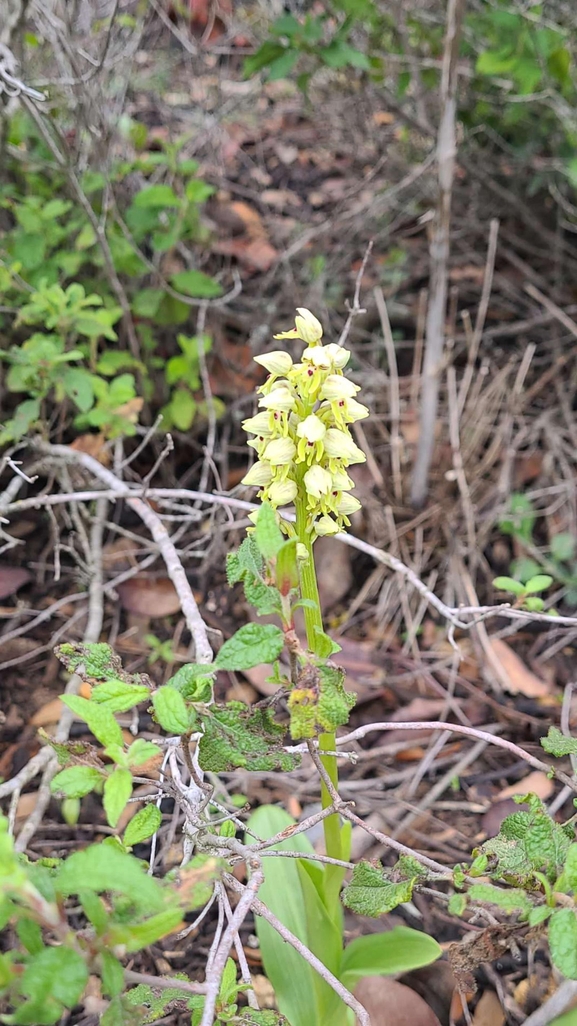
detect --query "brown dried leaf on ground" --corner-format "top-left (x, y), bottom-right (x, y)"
top-left (116, 577), bottom-right (182, 618)
top-left (471, 989), bottom-right (505, 1026)
top-left (486, 638), bottom-right (551, 698)
top-left (354, 978), bottom-right (441, 1026)
top-left (0, 566), bottom-right (31, 601)
top-left (496, 769), bottom-right (554, 801)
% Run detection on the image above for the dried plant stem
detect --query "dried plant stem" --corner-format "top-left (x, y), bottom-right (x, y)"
top-left (411, 0), bottom-right (465, 507)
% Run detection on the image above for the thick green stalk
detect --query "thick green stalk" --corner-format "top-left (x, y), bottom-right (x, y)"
top-left (295, 490), bottom-right (342, 865)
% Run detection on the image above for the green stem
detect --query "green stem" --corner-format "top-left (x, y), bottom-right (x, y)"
top-left (295, 490), bottom-right (342, 864)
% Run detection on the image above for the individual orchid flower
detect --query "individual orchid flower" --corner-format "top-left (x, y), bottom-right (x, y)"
top-left (274, 308), bottom-right (323, 345)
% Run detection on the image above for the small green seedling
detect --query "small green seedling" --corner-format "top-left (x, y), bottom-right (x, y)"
top-left (492, 573), bottom-right (554, 612)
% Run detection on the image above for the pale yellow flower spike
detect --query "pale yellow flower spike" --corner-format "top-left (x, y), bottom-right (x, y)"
top-left (242, 307), bottom-right (367, 538)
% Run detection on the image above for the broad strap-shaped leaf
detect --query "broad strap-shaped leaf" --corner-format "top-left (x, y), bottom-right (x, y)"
top-left (340, 927), bottom-right (441, 988)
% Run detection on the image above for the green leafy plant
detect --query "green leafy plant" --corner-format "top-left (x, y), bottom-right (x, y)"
top-left (448, 789), bottom-right (577, 983)
top-left (496, 492), bottom-right (577, 607)
top-left (0, 114), bottom-right (224, 445)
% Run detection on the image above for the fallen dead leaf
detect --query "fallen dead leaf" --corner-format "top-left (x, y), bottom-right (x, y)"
top-left (228, 200), bottom-right (266, 238)
top-left (116, 577), bottom-right (182, 617)
top-left (212, 237), bottom-right (278, 273)
top-left (113, 397), bottom-right (144, 424)
top-left (70, 433), bottom-right (109, 465)
top-left (372, 110), bottom-right (395, 126)
top-left (250, 975), bottom-right (276, 1009)
top-left (497, 770), bottom-right (554, 802)
top-left (0, 565), bottom-right (31, 601)
top-left (260, 188), bottom-right (302, 210)
top-left (31, 682), bottom-right (92, 727)
top-left (472, 989), bottom-right (505, 1026)
top-left (480, 799), bottom-right (518, 839)
top-left (15, 792), bottom-right (38, 822)
top-left (355, 978), bottom-right (441, 1026)
top-left (449, 265), bottom-right (485, 284)
top-left (486, 638), bottom-right (551, 698)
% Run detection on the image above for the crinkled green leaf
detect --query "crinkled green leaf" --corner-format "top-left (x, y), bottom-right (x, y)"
top-left (215, 624), bottom-right (285, 671)
top-left (342, 861), bottom-right (416, 916)
top-left (199, 702), bottom-right (298, 773)
top-left (56, 642), bottom-right (122, 680)
top-left (550, 908), bottom-right (577, 978)
top-left (56, 843), bottom-right (165, 911)
top-left (101, 950), bottom-right (125, 998)
top-left (255, 502), bottom-right (284, 560)
top-left (288, 663), bottom-right (355, 739)
top-left (123, 805), bottom-right (162, 847)
top-left (541, 727), bottom-right (577, 758)
top-left (61, 694), bottom-right (123, 748)
top-left (50, 765), bottom-right (103, 799)
top-left (91, 678), bottom-right (150, 713)
top-left (19, 946), bottom-right (89, 1019)
top-left (152, 686), bottom-right (191, 734)
top-left (108, 907), bottom-right (183, 951)
top-left (103, 767), bottom-right (133, 828)
top-left (166, 663), bottom-right (214, 700)
top-left (467, 883), bottom-right (532, 915)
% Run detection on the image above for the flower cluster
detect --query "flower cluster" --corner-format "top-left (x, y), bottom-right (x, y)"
top-left (241, 308), bottom-right (368, 537)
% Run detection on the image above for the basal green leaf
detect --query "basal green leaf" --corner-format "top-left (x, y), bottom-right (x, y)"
top-left (103, 768), bottom-right (133, 828)
top-left (152, 686), bottom-right (190, 734)
top-left (245, 806), bottom-right (317, 1026)
top-left (340, 927), bottom-right (441, 987)
top-left (215, 623), bottom-right (285, 671)
top-left (123, 805), bottom-right (162, 848)
top-left (50, 765), bottom-right (103, 799)
top-left (126, 739), bottom-right (162, 767)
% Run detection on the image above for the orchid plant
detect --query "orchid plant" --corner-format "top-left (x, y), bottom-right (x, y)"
top-left (239, 309), bottom-right (441, 1026)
